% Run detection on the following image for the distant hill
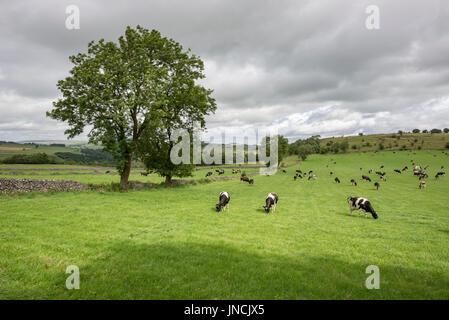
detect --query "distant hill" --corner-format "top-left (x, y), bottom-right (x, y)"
top-left (320, 132), bottom-right (449, 153)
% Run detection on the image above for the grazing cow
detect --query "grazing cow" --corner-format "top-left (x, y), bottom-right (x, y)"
top-left (308, 170), bottom-right (313, 175)
top-left (205, 171), bottom-right (213, 177)
top-left (330, 172), bottom-right (334, 176)
top-left (380, 175), bottom-right (386, 182)
top-left (140, 172), bottom-right (149, 176)
top-left (350, 179), bottom-right (357, 186)
top-left (362, 175), bottom-right (371, 182)
top-left (374, 182), bottom-right (380, 190)
top-left (249, 179), bottom-right (254, 185)
top-left (263, 193), bottom-right (279, 213)
top-left (335, 177), bottom-right (341, 183)
top-left (282, 169), bottom-right (287, 173)
top-left (308, 174), bottom-right (317, 180)
top-left (216, 192), bottom-right (230, 212)
top-left (215, 169), bottom-right (220, 173)
top-left (419, 181), bottom-right (426, 189)
top-left (380, 165), bottom-right (384, 169)
top-left (347, 197), bottom-right (378, 219)
top-left (436, 171), bottom-right (446, 177)
top-left (240, 176), bottom-right (250, 182)
top-left (294, 175), bottom-right (298, 181)
top-left (368, 169), bottom-right (373, 174)
top-left (402, 166), bottom-right (408, 172)
top-left (105, 170), bottom-right (110, 174)
top-left (419, 173), bottom-right (428, 180)
top-left (394, 169), bottom-right (401, 174)
top-left (296, 169), bottom-right (302, 174)
top-left (218, 170), bottom-right (225, 175)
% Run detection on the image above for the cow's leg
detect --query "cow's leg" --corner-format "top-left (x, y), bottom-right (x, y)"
top-left (358, 209), bottom-right (361, 216)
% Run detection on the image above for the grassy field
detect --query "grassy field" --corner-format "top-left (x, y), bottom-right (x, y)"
top-left (321, 132), bottom-right (449, 152)
top-left (0, 167), bottom-right (261, 185)
top-left (0, 142), bottom-right (83, 160)
top-left (1, 150), bottom-right (448, 299)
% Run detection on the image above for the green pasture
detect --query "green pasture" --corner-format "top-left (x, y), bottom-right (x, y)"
top-left (0, 150), bottom-right (448, 299)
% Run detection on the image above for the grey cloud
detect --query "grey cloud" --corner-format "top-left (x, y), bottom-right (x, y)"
top-left (0, 0), bottom-right (448, 141)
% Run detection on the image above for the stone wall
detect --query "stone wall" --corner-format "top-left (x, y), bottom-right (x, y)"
top-left (0, 178), bottom-right (87, 194)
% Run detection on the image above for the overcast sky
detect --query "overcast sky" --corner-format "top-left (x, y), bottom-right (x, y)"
top-left (1, 0), bottom-right (449, 142)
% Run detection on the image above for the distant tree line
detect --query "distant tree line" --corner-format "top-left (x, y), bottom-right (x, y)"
top-left (55, 149), bottom-right (114, 165)
top-left (411, 128), bottom-right (449, 134)
top-left (1, 153), bottom-right (63, 164)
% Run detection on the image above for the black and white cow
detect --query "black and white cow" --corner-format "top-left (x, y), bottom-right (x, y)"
top-left (263, 193), bottom-right (279, 213)
top-left (347, 197), bottom-right (378, 219)
top-left (205, 171), bottom-right (213, 177)
top-left (216, 191), bottom-right (230, 212)
top-left (335, 177), bottom-right (341, 183)
top-left (362, 175), bottom-right (371, 182)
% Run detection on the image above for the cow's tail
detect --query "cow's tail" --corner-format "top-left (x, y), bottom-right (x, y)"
top-left (366, 202), bottom-right (378, 219)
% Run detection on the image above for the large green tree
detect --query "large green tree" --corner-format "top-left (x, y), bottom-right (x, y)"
top-left (47, 26), bottom-right (216, 189)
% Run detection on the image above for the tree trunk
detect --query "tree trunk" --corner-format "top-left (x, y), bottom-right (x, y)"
top-left (165, 175), bottom-right (172, 184)
top-left (120, 156), bottom-right (132, 191)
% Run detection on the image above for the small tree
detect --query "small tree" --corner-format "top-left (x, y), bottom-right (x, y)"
top-left (339, 140), bottom-right (349, 153)
top-left (443, 128), bottom-right (449, 133)
top-left (412, 129), bottom-right (420, 133)
top-left (431, 128), bottom-right (442, 134)
top-left (297, 144), bottom-right (314, 161)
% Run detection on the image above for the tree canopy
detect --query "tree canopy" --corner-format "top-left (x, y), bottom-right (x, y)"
top-left (48, 26), bottom-right (216, 189)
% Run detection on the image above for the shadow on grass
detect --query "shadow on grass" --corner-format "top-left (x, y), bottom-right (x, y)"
top-left (31, 241), bottom-right (449, 300)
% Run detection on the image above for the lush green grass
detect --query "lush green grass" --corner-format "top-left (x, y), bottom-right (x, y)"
top-left (1, 150), bottom-right (448, 299)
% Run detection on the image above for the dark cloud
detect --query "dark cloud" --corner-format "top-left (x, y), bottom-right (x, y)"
top-left (0, 0), bottom-right (448, 141)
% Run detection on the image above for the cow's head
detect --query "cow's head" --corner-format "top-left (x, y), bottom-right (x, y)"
top-left (216, 204), bottom-right (222, 212)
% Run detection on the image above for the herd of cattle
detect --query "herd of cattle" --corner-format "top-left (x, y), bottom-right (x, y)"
top-left (214, 156), bottom-right (446, 220)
